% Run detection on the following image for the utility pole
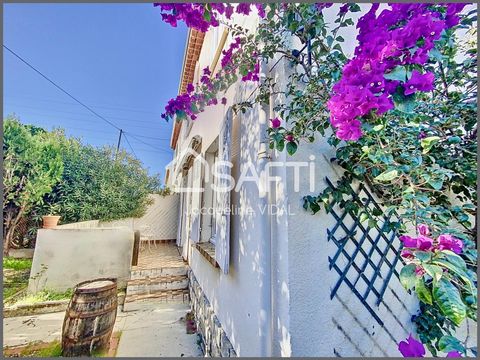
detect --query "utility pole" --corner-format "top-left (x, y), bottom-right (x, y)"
top-left (115, 129), bottom-right (123, 160)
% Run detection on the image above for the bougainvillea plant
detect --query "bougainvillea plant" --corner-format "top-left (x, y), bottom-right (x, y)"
top-left (156, 3), bottom-right (477, 357)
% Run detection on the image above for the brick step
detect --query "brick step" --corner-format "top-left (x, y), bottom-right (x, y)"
top-left (127, 274), bottom-right (187, 286)
top-left (123, 289), bottom-right (189, 311)
top-left (130, 266), bottom-right (187, 280)
top-left (126, 275), bottom-right (188, 296)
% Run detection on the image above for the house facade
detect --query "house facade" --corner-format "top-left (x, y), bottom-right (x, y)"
top-left (165, 6), bottom-right (419, 357)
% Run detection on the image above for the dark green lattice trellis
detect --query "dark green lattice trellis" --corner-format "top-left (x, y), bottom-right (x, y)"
top-left (326, 177), bottom-right (405, 326)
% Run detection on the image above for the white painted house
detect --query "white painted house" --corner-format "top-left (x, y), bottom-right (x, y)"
top-left (164, 5), bottom-right (426, 357)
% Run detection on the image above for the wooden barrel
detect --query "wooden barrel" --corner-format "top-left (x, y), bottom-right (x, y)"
top-left (61, 278), bottom-right (118, 357)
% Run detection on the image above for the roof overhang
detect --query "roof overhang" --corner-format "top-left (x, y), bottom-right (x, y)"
top-left (170, 29), bottom-right (205, 150)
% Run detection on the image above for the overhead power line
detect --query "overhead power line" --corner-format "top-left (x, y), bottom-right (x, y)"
top-left (4, 44), bottom-right (172, 157)
top-left (123, 133), bottom-right (139, 159)
top-left (4, 44), bottom-right (121, 131)
top-left (127, 133), bottom-right (172, 154)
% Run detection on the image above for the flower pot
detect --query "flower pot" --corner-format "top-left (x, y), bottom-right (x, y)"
top-left (42, 215), bottom-right (61, 229)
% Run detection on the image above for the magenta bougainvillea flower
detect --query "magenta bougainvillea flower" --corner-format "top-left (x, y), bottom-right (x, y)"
top-left (404, 70), bottom-right (435, 95)
top-left (399, 234), bottom-right (433, 251)
top-left (399, 235), bottom-right (417, 248)
top-left (399, 224), bottom-right (464, 254)
top-left (417, 224), bottom-right (430, 236)
top-left (154, 3), bottom-right (266, 32)
top-left (242, 61), bottom-right (260, 82)
top-left (415, 265), bottom-right (426, 276)
top-left (285, 134), bottom-right (294, 142)
top-left (398, 334), bottom-right (426, 357)
top-left (417, 235), bottom-right (434, 251)
top-left (401, 249), bottom-right (414, 259)
top-left (436, 234), bottom-right (464, 254)
top-left (446, 351), bottom-right (463, 358)
top-left (221, 97), bottom-right (227, 105)
top-left (236, 3), bottom-right (251, 16)
top-left (328, 3), bottom-right (467, 141)
top-left (270, 118), bottom-right (281, 129)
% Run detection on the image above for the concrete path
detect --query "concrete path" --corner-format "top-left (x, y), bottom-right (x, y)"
top-left (3, 302), bottom-right (202, 357)
top-left (116, 301), bottom-right (202, 357)
top-left (3, 311), bottom-right (64, 347)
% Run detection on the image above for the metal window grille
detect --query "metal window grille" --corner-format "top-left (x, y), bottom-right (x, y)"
top-left (326, 177), bottom-right (404, 326)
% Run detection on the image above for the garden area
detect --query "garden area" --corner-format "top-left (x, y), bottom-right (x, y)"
top-left (2, 116), bottom-right (161, 256)
top-left (3, 256), bottom-right (73, 308)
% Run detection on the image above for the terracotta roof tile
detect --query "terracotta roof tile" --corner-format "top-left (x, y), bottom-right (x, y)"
top-left (170, 30), bottom-right (205, 150)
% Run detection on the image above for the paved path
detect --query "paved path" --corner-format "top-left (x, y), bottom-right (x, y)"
top-left (3, 302), bottom-right (202, 357)
top-left (3, 311), bottom-right (64, 347)
top-left (116, 302), bottom-right (202, 357)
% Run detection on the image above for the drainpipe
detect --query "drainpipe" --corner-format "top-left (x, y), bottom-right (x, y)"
top-left (257, 60), bottom-right (273, 357)
top-left (268, 57), bottom-right (292, 356)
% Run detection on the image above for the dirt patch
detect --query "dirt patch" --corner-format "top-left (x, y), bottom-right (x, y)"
top-left (3, 333), bottom-right (122, 358)
top-left (3, 340), bottom-right (62, 357)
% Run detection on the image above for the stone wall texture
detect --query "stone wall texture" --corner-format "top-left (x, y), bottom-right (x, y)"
top-left (188, 269), bottom-right (236, 357)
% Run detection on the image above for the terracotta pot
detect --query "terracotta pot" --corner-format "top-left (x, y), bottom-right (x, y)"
top-left (42, 215), bottom-right (61, 229)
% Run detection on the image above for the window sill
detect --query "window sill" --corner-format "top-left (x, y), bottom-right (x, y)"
top-left (195, 242), bottom-right (219, 268)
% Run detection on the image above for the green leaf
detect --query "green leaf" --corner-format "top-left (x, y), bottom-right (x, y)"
top-left (415, 277), bottom-right (433, 305)
top-left (286, 141), bottom-right (298, 156)
top-left (415, 251), bottom-right (432, 262)
top-left (433, 278), bottom-right (467, 326)
top-left (433, 256), bottom-right (475, 296)
top-left (438, 250), bottom-right (467, 271)
top-left (359, 212), bottom-right (369, 223)
top-left (374, 169), bottom-right (398, 182)
top-left (393, 91), bottom-right (416, 113)
top-left (384, 66), bottom-right (408, 81)
top-left (423, 264), bottom-right (444, 282)
top-left (428, 177), bottom-right (444, 190)
top-left (438, 335), bottom-right (465, 354)
top-left (400, 264), bottom-right (417, 290)
top-left (420, 136), bottom-right (441, 154)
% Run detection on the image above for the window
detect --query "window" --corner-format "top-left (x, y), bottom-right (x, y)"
top-left (200, 137), bottom-right (219, 244)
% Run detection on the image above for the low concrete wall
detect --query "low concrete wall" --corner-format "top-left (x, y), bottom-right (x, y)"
top-left (100, 194), bottom-right (179, 241)
top-left (55, 220), bottom-right (100, 229)
top-left (8, 248), bottom-right (35, 259)
top-left (28, 227), bottom-right (134, 293)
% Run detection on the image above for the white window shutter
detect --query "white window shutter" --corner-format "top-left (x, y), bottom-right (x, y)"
top-left (215, 110), bottom-right (232, 274)
top-left (190, 157), bottom-right (203, 243)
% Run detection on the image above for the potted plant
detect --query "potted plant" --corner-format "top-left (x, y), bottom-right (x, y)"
top-left (42, 203), bottom-right (61, 229)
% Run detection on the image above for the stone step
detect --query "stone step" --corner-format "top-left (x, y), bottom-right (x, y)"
top-left (130, 266), bottom-right (187, 280)
top-left (126, 275), bottom-right (188, 296)
top-left (123, 289), bottom-right (190, 312)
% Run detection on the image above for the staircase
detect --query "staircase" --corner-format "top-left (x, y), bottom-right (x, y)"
top-left (123, 243), bottom-right (190, 312)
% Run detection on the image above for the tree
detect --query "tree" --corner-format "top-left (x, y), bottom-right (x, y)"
top-left (4, 119), bottom-right (161, 252)
top-left (34, 129), bottom-right (160, 224)
top-left (3, 116), bottom-right (63, 255)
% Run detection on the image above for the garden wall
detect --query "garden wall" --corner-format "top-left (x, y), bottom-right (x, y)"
top-left (28, 227), bottom-right (134, 293)
top-left (100, 194), bottom-right (179, 241)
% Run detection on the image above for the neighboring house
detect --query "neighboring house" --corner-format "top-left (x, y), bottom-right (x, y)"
top-left (165, 7), bottom-right (417, 357)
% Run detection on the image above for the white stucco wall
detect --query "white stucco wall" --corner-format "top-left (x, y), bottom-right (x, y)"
top-left (173, 3), bottom-right (477, 357)
top-left (284, 138), bottom-right (418, 357)
top-left (100, 194), bottom-right (179, 241)
top-left (181, 83), bottom-right (271, 357)
top-left (28, 227), bottom-right (134, 293)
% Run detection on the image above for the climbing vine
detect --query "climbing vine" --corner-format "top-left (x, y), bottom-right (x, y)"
top-left (156, 3), bottom-right (477, 357)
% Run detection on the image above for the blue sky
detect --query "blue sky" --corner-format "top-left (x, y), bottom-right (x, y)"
top-left (3, 3), bottom-right (187, 179)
